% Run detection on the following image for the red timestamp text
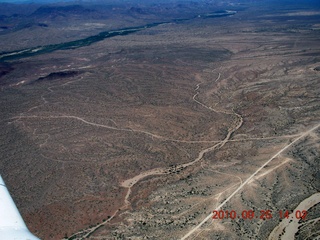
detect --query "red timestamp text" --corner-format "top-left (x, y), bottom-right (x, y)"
top-left (212, 210), bottom-right (307, 220)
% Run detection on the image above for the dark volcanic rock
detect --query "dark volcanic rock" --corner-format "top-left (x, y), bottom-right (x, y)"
top-left (0, 62), bottom-right (14, 79)
top-left (34, 70), bottom-right (81, 83)
top-left (128, 7), bottom-right (147, 15)
top-left (31, 5), bottom-right (94, 17)
top-left (37, 23), bottom-right (48, 27)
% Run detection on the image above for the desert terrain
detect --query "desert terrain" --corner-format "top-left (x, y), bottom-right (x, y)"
top-left (0, 0), bottom-right (319, 239)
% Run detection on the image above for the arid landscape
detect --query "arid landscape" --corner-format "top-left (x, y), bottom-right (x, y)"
top-left (0, 0), bottom-right (319, 239)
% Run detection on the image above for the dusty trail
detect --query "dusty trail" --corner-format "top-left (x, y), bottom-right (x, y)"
top-left (180, 122), bottom-right (320, 240)
top-left (248, 157), bottom-right (292, 184)
top-left (12, 114), bottom-right (296, 146)
top-left (121, 73), bottom-right (243, 204)
top-left (27, 75), bottom-right (85, 112)
top-left (67, 208), bottom-right (120, 240)
top-left (215, 73), bottom-right (221, 82)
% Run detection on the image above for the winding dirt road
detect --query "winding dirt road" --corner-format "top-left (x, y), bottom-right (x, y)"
top-left (121, 73), bottom-right (243, 206)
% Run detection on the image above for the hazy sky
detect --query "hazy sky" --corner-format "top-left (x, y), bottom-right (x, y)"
top-left (0, 0), bottom-right (170, 2)
top-left (0, 0), bottom-right (77, 2)
top-left (0, 0), bottom-right (160, 3)
top-left (0, 0), bottom-right (186, 3)
top-left (0, 0), bottom-right (97, 3)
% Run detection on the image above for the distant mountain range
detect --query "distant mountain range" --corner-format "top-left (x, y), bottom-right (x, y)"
top-left (31, 4), bottom-right (94, 17)
top-left (0, 0), bottom-right (73, 3)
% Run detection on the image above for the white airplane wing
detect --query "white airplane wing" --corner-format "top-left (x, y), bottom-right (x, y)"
top-left (0, 175), bottom-right (40, 240)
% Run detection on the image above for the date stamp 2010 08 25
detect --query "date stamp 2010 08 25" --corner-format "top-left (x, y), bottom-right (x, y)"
top-left (212, 209), bottom-right (307, 220)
